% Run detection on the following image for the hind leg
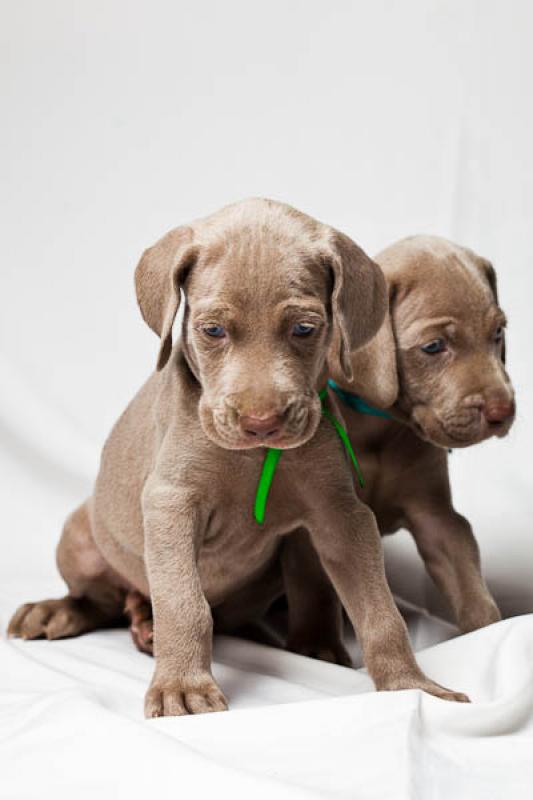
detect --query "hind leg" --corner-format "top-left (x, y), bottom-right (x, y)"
top-left (8, 501), bottom-right (127, 641)
top-left (282, 529), bottom-right (352, 666)
top-left (213, 557), bottom-right (285, 647)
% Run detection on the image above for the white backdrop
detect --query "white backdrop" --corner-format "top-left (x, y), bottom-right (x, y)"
top-left (1, 2), bottom-right (533, 798)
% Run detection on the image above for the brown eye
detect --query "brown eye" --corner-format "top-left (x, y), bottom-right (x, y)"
top-left (494, 326), bottom-right (504, 343)
top-left (421, 338), bottom-right (446, 354)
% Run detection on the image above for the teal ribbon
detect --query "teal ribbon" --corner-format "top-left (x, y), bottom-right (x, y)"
top-left (254, 387), bottom-right (364, 525)
top-left (327, 379), bottom-right (452, 455)
top-left (327, 379), bottom-right (393, 418)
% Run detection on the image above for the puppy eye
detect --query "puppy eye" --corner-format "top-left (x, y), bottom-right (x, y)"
top-left (421, 338), bottom-right (446, 355)
top-left (202, 324), bottom-right (226, 338)
top-left (292, 322), bottom-right (315, 337)
top-left (494, 326), bottom-right (504, 343)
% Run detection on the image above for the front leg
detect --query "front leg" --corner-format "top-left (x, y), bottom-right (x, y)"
top-left (309, 501), bottom-right (469, 701)
top-left (142, 480), bottom-right (227, 718)
top-left (406, 507), bottom-right (501, 633)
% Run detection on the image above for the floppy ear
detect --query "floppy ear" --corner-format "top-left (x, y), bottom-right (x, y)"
top-left (326, 231), bottom-right (388, 384)
top-left (334, 282), bottom-right (399, 408)
top-left (478, 257), bottom-right (506, 364)
top-left (134, 226), bottom-right (198, 370)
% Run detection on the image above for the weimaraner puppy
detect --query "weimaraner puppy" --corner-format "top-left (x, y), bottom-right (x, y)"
top-left (282, 235), bottom-right (515, 657)
top-left (332, 235), bottom-right (515, 633)
top-left (8, 200), bottom-right (467, 717)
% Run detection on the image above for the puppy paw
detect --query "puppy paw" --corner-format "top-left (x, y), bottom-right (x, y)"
top-left (145, 676), bottom-right (228, 718)
top-left (8, 597), bottom-right (96, 640)
top-left (378, 673), bottom-right (470, 703)
top-left (421, 682), bottom-right (470, 703)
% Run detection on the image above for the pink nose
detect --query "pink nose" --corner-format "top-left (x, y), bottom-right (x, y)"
top-left (483, 399), bottom-right (515, 424)
top-left (240, 414), bottom-right (282, 438)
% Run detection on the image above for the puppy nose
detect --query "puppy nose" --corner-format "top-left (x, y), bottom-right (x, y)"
top-left (240, 414), bottom-right (282, 439)
top-left (483, 398), bottom-right (515, 424)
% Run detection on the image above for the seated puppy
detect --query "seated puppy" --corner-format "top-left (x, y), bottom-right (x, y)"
top-left (329, 235), bottom-right (515, 634)
top-left (8, 201), bottom-right (468, 717)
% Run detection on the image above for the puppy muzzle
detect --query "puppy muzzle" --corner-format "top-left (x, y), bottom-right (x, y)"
top-left (199, 393), bottom-right (322, 450)
top-left (412, 393), bottom-right (516, 448)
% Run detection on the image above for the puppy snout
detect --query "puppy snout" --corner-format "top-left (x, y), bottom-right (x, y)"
top-left (483, 397), bottom-right (515, 425)
top-left (216, 392), bottom-right (317, 448)
top-left (240, 413), bottom-right (283, 439)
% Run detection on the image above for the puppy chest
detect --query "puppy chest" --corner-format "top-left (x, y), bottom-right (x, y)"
top-left (192, 450), bottom-right (312, 604)
top-left (355, 451), bottom-right (405, 534)
top-left (197, 515), bottom-right (280, 605)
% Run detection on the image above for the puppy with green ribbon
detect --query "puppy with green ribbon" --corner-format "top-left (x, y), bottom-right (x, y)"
top-left (9, 201), bottom-right (468, 716)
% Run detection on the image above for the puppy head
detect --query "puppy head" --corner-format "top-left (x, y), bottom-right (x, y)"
top-left (135, 198), bottom-right (386, 450)
top-left (346, 235), bottom-right (515, 449)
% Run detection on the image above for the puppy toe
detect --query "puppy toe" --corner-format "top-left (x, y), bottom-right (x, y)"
top-left (7, 603), bottom-right (34, 637)
top-left (45, 606), bottom-right (83, 640)
top-left (421, 680), bottom-right (471, 703)
top-left (206, 687), bottom-right (229, 712)
top-left (184, 691), bottom-right (211, 714)
top-left (163, 691), bottom-right (188, 717)
top-left (145, 687), bottom-right (187, 717)
top-left (437, 688), bottom-right (471, 703)
top-left (185, 687), bottom-right (228, 715)
top-left (20, 603), bottom-right (53, 639)
top-left (144, 687), bottom-right (165, 718)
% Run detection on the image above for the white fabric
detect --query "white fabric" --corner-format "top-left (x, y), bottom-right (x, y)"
top-left (1, 1), bottom-right (533, 798)
top-left (2, 585), bottom-right (533, 799)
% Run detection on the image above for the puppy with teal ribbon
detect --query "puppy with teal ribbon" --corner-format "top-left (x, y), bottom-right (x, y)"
top-left (323, 235), bottom-right (514, 635)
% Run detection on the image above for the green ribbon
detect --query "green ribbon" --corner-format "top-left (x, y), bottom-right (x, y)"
top-left (253, 387), bottom-right (364, 525)
top-left (253, 448), bottom-right (283, 526)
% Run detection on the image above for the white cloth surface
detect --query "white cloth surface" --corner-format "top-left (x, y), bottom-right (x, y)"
top-left (2, 576), bottom-right (533, 799)
top-left (2, 1), bottom-right (533, 798)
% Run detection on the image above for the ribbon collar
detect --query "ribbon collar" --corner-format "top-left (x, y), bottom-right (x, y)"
top-left (326, 379), bottom-right (393, 418)
top-left (327, 379), bottom-right (452, 456)
top-left (254, 386), bottom-right (365, 525)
